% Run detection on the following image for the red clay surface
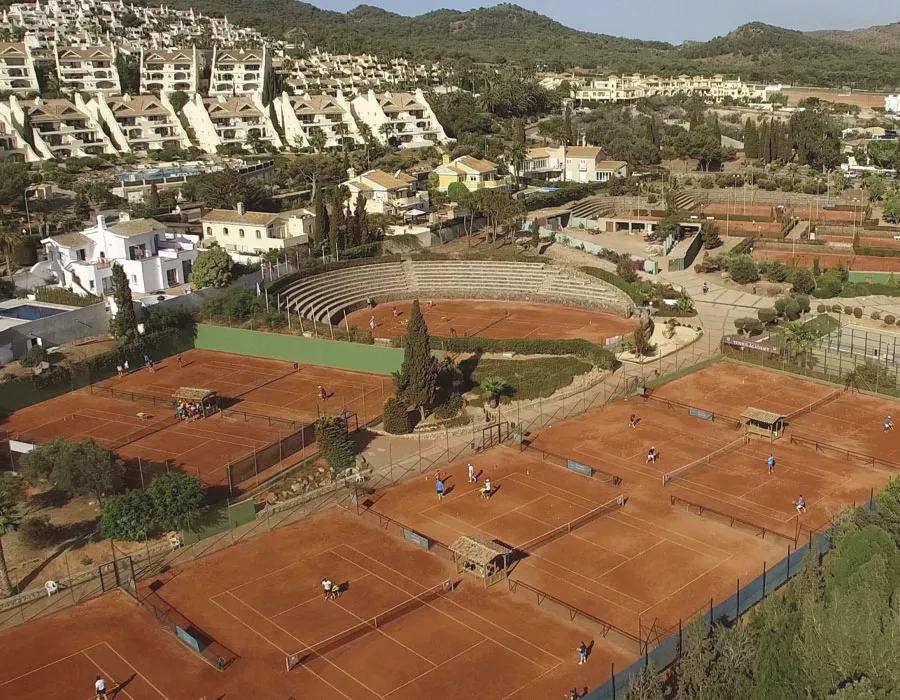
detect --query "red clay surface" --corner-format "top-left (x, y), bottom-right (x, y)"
top-left (344, 299), bottom-right (637, 344)
top-left (1, 361), bottom-right (895, 700)
top-left (786, 89), bottom-right (887, 108)
top-left (820, 235), bottom-right (900, 250)
top-left (1, 349), bottom-right (387, 489)
top-left (0, 508), bottom-right (636, 700)
top-left (753, 249), bottom-right (900, 272)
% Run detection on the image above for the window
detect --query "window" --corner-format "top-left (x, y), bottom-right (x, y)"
top-left (206, 226), bottom-right (212, 235)
top-left (223, 227), bottom-right (229, 236)
top-left (88, 280), bottom-right (95, 290)
top-left (131, 274), bottom-right (138, 284)
top-left (239, 229), bottom-right (245, 238)
top-left (255, 230), bottom-right (261, 239)
top-left (75, 248), bottom-right (86, 261)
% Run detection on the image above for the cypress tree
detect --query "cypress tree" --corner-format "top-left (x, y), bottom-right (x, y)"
top-left (312, 189), bottom-right (327, 252)
top-left (313, 416), bottom-right (355, 475)
top-left (328, 187), bottom-right (345, 255)
top-left (394, 299), bottom-right (438, 422)
top-left (354, 192), bottom-right (369, 245)
top-left (744, 118), bottom-right (759, 159)
top-left (108, 262), bottom-right (138, 341)
top-left (757, 120), bottom-right (770, 163)
top-left (778, 121), bottom-right (794, 163)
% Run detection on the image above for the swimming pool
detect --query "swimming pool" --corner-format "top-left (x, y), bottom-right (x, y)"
top-left (0, 304), bottom-right (67, 320)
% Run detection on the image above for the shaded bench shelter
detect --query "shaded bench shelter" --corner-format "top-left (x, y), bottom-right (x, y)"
top-left (741, 407), bottom-right (785, 441)
top-left (449, 536), bottom-right (511, 588)
top-left (173, 387), bottom-right (218, 417)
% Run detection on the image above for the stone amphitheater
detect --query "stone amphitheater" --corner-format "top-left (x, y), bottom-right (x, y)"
top-left (277, 259), bottom-right (635, 323)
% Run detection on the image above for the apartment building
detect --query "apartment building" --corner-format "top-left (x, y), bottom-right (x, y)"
top-left (87, 93), bottom-right (191, 154)
top-left (275, 91), bottom-right (360, 150)
top-left (140, 47), bottom-right (199, 95)
top-left (183, 93), bottom-right (282, 154)
top-left (54, 43), bottom-right (120, 94)
top-left (433, 154), bottom-right (506, 193)
top-left (201, 203), bottom-right (313, 260)
top-left (521, 146), bottom-right (629, 183)
top-left (342, 168), bottom-right (428, 216)
top-left (351, 89), bottom-right (448, 149)
top-left (40, 214), bottom-right (199, 296)
top-left (0, 94), bottom-right (115, 160)
top-left (572, 73), bottom-right (776, 104)
top-left (0, 43), bottom-right (40, 94)
top-left (209, 46), bottom-right (269, 99)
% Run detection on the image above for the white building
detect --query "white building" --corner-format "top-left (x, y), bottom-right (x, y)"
top-left (886, 95), bottom-right (900, 114)
top-left (350, 89), bottom-right (448, 149)
top-left (86, 93), bottom-right (192, 154)
top-left (0, 94), bottom-right (116, 160)
top-left (342, 168), bottom-right (427, 216)
top-left (39, 215), bottom-right (199, 296)
top-left (209, 46), bottom-right (269, 99)
top-left (54, 43), bottom-right (121, 94)
top-left (200, 203), bottom-right (312, 259)
top-left (521, 146), bottom-right (629, 183)
top-left (0, 42), bottom-right (40, 95)
top-left (573, 73), bottom-right (777, 104)
top-left (275, 91), bottom-right (360, 150)
top-left (183, 93), bottom-right (282, 154)
top-left (140, 47), bottom-right (200, 95)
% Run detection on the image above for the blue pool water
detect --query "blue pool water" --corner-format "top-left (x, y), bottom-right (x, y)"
top-left (0, 304), bottom-right (67, 320)
top-left (118, 166), bottom-right (207, 183)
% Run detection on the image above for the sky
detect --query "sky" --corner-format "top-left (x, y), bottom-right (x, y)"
top-left (303, 0), bottom-right (899, 44)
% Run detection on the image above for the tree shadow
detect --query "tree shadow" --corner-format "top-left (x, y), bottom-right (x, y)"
top-left (28, 488), bottom-right (70, 512)
top-left (16, 519), bottom-right (99, 591)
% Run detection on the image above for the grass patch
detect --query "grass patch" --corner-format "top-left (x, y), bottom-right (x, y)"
top-left (461, 356), bottom-right (592, 403)
top-left (803, 314), bottom-right (840, 337)
top-left (840, 282), bottom-right (900, 298)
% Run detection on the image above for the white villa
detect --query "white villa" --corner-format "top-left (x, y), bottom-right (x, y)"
top-left (342, 168), bottom-right (428, 216)
top-left (183, 94), bottom-right (282, 154)
top-left (521, 146), bottom-right (629, 183)
top-left (350, 89), bottom-right (448, 148)
top-left (87, 93), bottom-right (192, 154)
top-left (200, 203), bottom-right (313, 260)
top-left (39, 214), bottom-right (199, 296)
top-left (209, 47), bottom-right (269, 100)
top-left (140, 47), bottom-right (200, 95)
top-left (0, 42), bottom-right (40, 95)
top-left (275, 91), bottom-right (360, 150)
top-left (54, 43), bottom-right (120, 94)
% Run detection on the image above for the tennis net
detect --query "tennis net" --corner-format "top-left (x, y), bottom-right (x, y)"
top-left (285, 579), bottom-right (454, 671)
top-left (786, 389), bottom-right (843, 421)
top-left (517, 495), bottom-right (625, 554)
top-left (662, 435), bottom-right (750, 486)
top-left (647, 394), bottom-right (742, 429)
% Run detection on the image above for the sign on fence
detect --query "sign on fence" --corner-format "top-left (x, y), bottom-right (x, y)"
top-left (403, 529), bottom-right (430, 550)
top-left (176, 625), bottom-right (202, 653)
top-left (689, 407), bottom-right (714, 421)
top-left (723, 335), bottom-right (782, 355)
top-left (566, 459), bottom-right (594, 477)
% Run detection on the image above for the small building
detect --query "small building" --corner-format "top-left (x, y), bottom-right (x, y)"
top-left (200, 203), bottom-right (312, 261)
top-left (449, 535), bottom-right (512, 588)
top-left (173, 387), bottom-right (218, 417)
top-left (433, 154), bottom-right (506, 193)
top-left (741, 407), bottom-right (785, 440)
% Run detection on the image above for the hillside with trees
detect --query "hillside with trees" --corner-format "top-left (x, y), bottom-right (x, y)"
top-left (133, 1), bottom-right (900, 88)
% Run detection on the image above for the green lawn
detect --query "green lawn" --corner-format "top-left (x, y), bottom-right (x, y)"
top-left (463, 356), bottom-right (593, 402)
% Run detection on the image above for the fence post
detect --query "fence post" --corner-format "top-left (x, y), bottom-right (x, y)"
top-left (736, 578), bottom-right (740, 619)
top-left (610, 663), bottom-right (615, 698)
top-left (762, 560), bottom-right (767, 598)
top-left (227, 464), bottom-right (234, 498)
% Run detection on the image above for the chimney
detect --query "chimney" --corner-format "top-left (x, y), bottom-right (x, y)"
top-left (346, 167), bottom-right (356, 180)
top-left (237, 202), bottom-right (245, 216)
top-left (96, 214), bottom-right (107, 229)
top-left (441, 153), bottom-right (450, 165)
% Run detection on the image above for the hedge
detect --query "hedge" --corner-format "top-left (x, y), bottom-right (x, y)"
top-left (405, 335), bottom-right (619, 371)
top-left (579, 267), bottom-right (644, 304)
top-left (34, 286), bottom-right (102, 307)
top-left (853, 245), bottom-right (900, 258)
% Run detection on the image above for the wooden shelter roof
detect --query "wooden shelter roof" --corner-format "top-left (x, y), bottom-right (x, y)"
top-left (173, 387), bottom-right (216, 401)
top-left (741, 407), bottom-right (785, 424)
top-left (449, 535), bottom-right (511, 564)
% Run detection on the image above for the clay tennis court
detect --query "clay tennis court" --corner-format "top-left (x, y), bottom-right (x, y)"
top-left (785, 89), bottom-right (887, 109)
top-left (0, 506), bottom-right (637, 700)
top-left (1, 349), bottom-right (387, 490)
top-left (343, 299), bottom-right (637, 344)
top-left (753, 249), bottom-right (900, 272)
top-left (820, 234), bottom-right (900, 249)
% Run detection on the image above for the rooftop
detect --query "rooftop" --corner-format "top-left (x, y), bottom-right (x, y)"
top-left (202, 208), bottom-right (280, 226)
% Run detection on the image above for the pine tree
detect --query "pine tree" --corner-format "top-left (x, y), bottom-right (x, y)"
top-left (312, 189), bottom-right (327, 252)
top-left (674, 618), bottom-right (717, 700)
top-left (145, 183), bottom-right (160, 213)
top-left (394, 300), bottom-right (438, 422)
top-left (354, 192), bottom-right (369, 245)
top-left (744, 118), bottom-right (759, 159)
top-left (626, 661), bottom-right (665, 700)
top-left (702, 220), bottom-right (722, 249)
top-left (107, 262), bottom-right (138, 341)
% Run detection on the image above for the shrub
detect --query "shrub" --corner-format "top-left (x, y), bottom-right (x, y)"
top-left (433, 392), bottom-right (464, 420)
top-left (764, 261), bottom-right (789, 282)
top-left (199, 285), bottom-right (262, 320)
top-left (735, 317), bottom-right (764, 335)
top-left (314, 416), bottom-right (355, 475)
top-left (646, 194), bottom-right (658, 204)
top-left (19, 345), bottom-right (48, 368)
top-left (425, 336), bottom-right (617, 370)
top-left (817, 304), bottom-right (826, 313)
top-left (758, 308), bottom-right (777, 324)
top-left (146, 472), bottom-right (205, 532)
top-left (728, 256), bottom-right (760, 284)
top-left (886, 315), bottom-right (897, 325)
top-left (853, 307), bottom-right (863, 319)
top-left (783, 299), bottom-right (801, 321)
top-left (844, 306), bottom-right (854, 315)
top-left (616, 256), bottom-right (640, 283)
top-left (790, 268), bottom-right (816, 295)
top-left (814, 275), bottom-right (843, 298)
top-left (872, 311), bottom-right (882, 320)
top-left (774, 298), bottom-right (788, 316)
top-left (34, 286), bottom-right (102, 307)
top-left (0, 473), bottom-right (24, 504)
top-left (831, 304), bottom-right (842, 313)
top-left (382, 395), bottom-right (411, 434)
top-left (795, 295), bottom-right (811, 314)
top-left (19, 515), bottom-right (60, 549)
top-left (699, 175), bottom-right (714, 189)
top-left (100, 490), bottom-right (155, 541)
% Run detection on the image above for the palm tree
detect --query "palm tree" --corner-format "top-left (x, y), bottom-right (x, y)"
top-left (307, 126), bottom-right (327, 154)
top-left (0, 226), bottom-right (22, 281)
top-left (506, 139), bottom-right (527, 190)
top-left (783, 321), bottom-right (819, 367)
top-left (0, 496), bottom-right (21, 598)
top-left (378, 121), bottom-right (395, 145)
top-left (480, 376), bottom-right (512, 408)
